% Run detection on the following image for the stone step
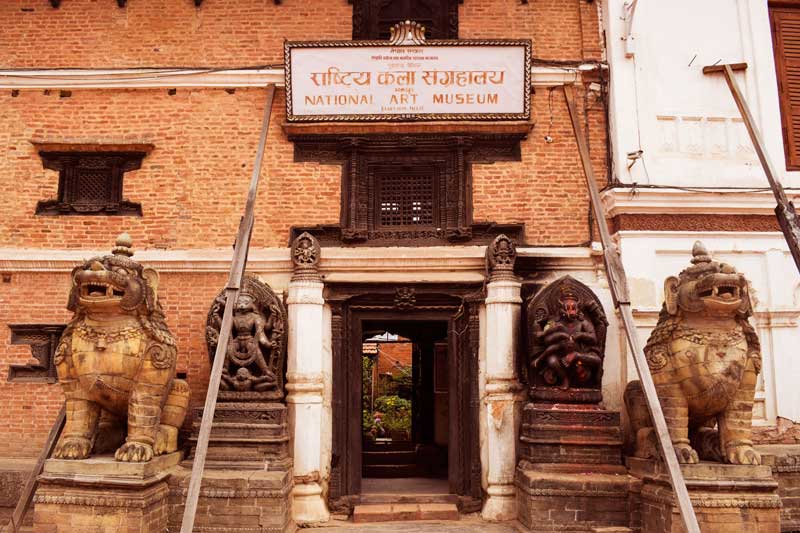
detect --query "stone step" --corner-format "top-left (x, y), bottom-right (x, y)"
top-left (362, 450), bottom-right (417, 465)
top-left (362, 464), bottom-right (424, 477)
top-left (359, 493), bottom-right (459, 505)
top-left (353, 503), bottom-right (459, 523)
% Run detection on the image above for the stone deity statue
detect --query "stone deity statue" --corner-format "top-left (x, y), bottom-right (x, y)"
top-left (526, 276), bottom-right (608, 403)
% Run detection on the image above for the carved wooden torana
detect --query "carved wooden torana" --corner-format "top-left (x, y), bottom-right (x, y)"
top-left (525, 275), bottom-right (608, 404)
top-left (53, 233), bottom-right (190, 462)
top-left (206, 275), bottom-right (287, 401)
top-left (625, 241), bottom-right (762, 465)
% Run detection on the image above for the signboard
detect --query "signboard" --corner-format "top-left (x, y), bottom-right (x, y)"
top-left (285, 40), bottom-right (531, 122)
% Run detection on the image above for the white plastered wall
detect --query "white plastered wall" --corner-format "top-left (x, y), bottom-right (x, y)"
top-left (603, 1), bottom-right (800, 427)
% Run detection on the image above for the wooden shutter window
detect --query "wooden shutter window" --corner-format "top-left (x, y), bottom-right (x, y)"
top-left (771, 6), bottom-right (800, 170)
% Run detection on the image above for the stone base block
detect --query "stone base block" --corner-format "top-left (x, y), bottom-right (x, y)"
top-left (520, 403), bottom-right (623, 465)
top-left (167, 464), bottom-right (292, 532)
top-left (515, 464), bottom-right (634, 532)
top-left (758, 444), bottom-right (800, 532)
top-left (187, 402), bottom-right (291, 470)
top-left (628, 457), bottom-right (782, 533)
top-left (32, 452), bottom-right (181, 533)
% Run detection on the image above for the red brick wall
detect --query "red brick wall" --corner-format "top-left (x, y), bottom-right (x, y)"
top-left (0, 0), bottom-right (607, 455)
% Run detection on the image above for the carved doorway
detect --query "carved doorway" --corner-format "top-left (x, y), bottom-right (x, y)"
top-left (327, 284), bottom-right (482, 512)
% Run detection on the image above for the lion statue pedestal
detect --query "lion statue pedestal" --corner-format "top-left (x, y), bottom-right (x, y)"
top-left (624, 242), bottom-right (781, 532)
top-left (32, 234), bottom-right (189, 533)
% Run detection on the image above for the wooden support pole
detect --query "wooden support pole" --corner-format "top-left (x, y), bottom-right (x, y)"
top-left (563, 84), bottom-right (700, 533)
top-left (703, 63), bottom-right (800, 274)
top-left (179, 83), bottom-right (276, 533)
top-left (9, 405), bottom-right (66, 533)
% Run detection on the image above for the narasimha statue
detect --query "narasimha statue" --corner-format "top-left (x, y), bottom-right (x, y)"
top-left (53, 234), bottom-right (189, 462)
top-left (526, 275), bottom-right (608, 403)
top-left (625, 241), bottom-right (762, 465)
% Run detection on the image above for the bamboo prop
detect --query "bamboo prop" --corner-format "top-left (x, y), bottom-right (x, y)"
top-left (563, 84), bottom-right (700, 533)
top-left (180, 83), bottom-right (276, 533)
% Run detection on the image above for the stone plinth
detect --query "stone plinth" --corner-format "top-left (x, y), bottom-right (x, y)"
top-left (628, 457), bottom-right (781, 533)
top-left (516, 403), bottom-right (633, 531)
top-left (186, 402), bottom-right (291, 470)
top-left (32, 452), bottom-right (181, 533)
top-left (758, 444), bottom-right (800, 532)
top-left (166, 466), bottom-right (292, 533)
top-left (181, 402), bottom-right (293, 531)
top-left (519, 403), bottom-right (623, 466)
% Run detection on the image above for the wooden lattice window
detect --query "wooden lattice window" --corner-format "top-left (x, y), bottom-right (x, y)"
top-left (34, 144), bottom-right (151, 216)
top-left (771, 4), bottom-right (800, 170)
top-left (374, 166), bottom-right (438, 228)
top-left (352, 0), bottom-right (459, 40)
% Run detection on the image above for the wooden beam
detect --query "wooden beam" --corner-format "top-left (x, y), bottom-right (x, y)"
top-left (563, 84), bottom-right (700, 533)
top-left (705, 63), bottom-right (800, 273)
top-left (10, 405), bottom-right (66, 533)
top-left (179, 83), bottom-right (275, 533)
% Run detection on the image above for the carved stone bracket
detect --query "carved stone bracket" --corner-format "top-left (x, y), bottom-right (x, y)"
top-left (7, 324), bottom-right (66, 383)
top-left (486, 234), bottom-right (517, 282)
top-left (291, 232), bottom-right (321, 282)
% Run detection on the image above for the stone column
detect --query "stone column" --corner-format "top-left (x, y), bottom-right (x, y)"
top-left (482, 235), bottom-right (523, 521)
top-left (286, 232), bottom-right (330, 524)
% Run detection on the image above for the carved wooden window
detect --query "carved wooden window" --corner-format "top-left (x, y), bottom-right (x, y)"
top-left (770, 4), bottom-right (800, 170)
top-left (372, 164), bottom-right (438, 228)
top-left (291, 134), bottom-right (525, 245)
top-left (7, 324), bottom-right (66, 383)
top-left (352, 0), bottom-right (459, 40)
top-left (35, 146), bottom-right (150, 216)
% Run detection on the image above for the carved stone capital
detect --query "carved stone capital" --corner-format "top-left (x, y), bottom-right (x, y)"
top-left (486, 234), bottom-right (518, 282)
top-left (291, 232), bottom-right (321, 282)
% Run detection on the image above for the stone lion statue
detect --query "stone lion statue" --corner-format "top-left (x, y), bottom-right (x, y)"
top-left (624, 241), bottom-right (762, 465)
top-left (53, 234), bottom-right (189, 462)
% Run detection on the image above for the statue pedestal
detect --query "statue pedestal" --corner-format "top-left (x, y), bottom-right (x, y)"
top-left (628, 457), bottom-right (781, 533)
top-left (515, 403), bottom-right (633, 531)
top-left (32, 452), bottom-right (180, 533)
top-left (174, 402), bottom-right (292, 532)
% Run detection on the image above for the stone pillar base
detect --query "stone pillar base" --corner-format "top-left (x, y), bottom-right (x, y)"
top-left (292, 481), bottom-right (329, 525)
top-left (628, 457), bottom-right (782, 533)
top-left (167, 466), bottom-right (292, 533)
top-left (32, 452), bottom-right (180, 533)
top-left (481, 484), bottom-right (517, 521)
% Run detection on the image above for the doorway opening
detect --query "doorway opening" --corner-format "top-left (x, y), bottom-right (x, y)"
top-left (360, 320), bottom-right (449, 493)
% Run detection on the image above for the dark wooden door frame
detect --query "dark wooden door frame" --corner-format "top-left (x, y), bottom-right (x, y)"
top-left (325, 282), bottom-right (483, 512)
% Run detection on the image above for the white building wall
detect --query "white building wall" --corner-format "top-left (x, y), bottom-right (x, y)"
top-left (603, 0), bottom-right (800, 426)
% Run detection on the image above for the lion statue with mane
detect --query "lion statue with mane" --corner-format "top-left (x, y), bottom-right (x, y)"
top-left (53, 234), bottom-right (189, 462)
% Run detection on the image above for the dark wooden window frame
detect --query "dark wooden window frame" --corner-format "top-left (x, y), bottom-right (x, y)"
top-left (34, 143), bottom-right (153, 216)
top-left (326, 283), bottom-right (482, 513)
top-left (770, 1), bottom-right (800, 170)
top-left (351, 0), bottom-right (461, 41)
top-left (7, 324), bottom-right (66, 383)
top-left (290, 134), bottom-right (526, 246)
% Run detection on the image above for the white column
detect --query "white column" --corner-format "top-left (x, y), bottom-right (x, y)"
top-left (481, 236), bottom-right (522, 521)
top-left (286, 233), bottom-right (329, 525)
top-left (286, 279), bottom-right (329, 524)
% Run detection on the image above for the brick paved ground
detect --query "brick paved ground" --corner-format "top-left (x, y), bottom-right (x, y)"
top-left (312, 515), bottom-right (522, 532)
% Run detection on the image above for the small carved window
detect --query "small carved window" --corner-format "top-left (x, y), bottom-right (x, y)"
top-left (34, 144), bottom-right (152, 216)
top-left (352, 0), bottom-right (459, 40)
top-left (375, 169), bottom-right (437, 228)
